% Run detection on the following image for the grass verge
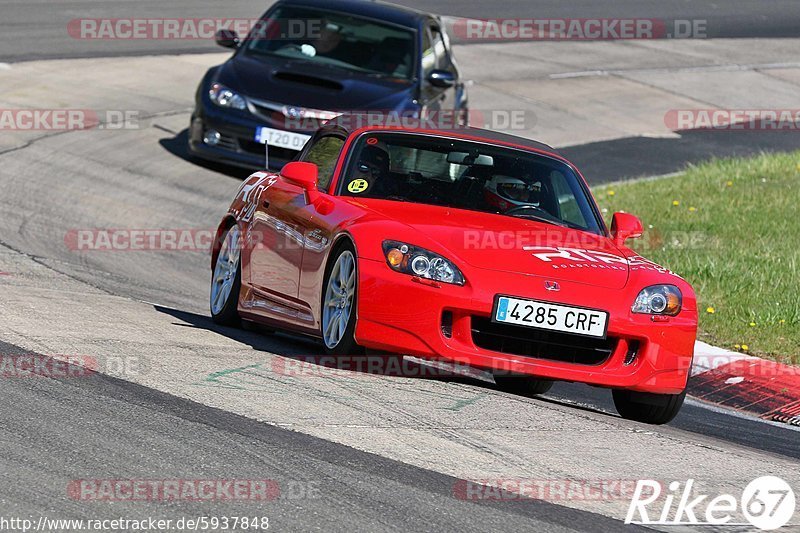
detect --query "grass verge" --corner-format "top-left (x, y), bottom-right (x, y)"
top-left (594, 151), bottom-right (800, 364)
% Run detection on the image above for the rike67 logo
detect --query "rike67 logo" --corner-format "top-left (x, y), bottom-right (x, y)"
top-left (626, 477), bottom-right (796, 530)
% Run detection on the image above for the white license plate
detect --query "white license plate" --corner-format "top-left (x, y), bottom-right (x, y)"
top-left (494, 296), bottom-right (608, 338)
top-left (254, 127), bottom-right (311, 151)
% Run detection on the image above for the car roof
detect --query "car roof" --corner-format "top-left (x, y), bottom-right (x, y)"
top-left (274, 0), bottom-right (432, 28)
top-left (319, 114), bottom-right (561, 158)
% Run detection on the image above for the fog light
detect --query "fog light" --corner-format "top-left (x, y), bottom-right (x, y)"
top-left (204, 129), bottom-right (221, 146)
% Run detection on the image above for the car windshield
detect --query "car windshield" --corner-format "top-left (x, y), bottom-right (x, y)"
top-left (244, 7), bottom-right (416, 81)
top-left (339, 132), bottom-right (604, 233)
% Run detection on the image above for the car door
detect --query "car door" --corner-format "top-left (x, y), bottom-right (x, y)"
top-left (293, 134), bottom-right (349, 328)
top-left (245, 171), bottom-right (312, 324)
top-left (419, 23), bottom-right (462, 117)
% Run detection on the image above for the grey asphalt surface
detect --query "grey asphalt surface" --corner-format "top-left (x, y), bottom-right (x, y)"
top-left (0, 339), bottom-right (648, 532)
top-left (2, 0), bottom-right (800, 62)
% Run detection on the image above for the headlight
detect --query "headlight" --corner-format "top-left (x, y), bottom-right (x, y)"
top-left (209, 83), bottom-right (247, 110)
top-left (382, 240), bottom-right (465, 286)
top-left (632, 285), bottom-right (682, 316)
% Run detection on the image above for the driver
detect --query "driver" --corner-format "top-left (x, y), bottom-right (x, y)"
top-left (483, 175), bottom-right (541, 212)
top-left (347, 141), bottom-right (396, 196)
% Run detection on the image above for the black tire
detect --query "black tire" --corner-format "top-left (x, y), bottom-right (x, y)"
top-left (210, 225), bottom-right (242, 327)
top-left (321, 241), bottom-right (363, 356)
top-left (612, 389), bottom-right (686, 425)
top-left (494, 376), bottom-right (554, 395)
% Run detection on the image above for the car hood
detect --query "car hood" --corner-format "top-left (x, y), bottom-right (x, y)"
top-left (215, 52), bottom-right (416, 112)
top-left (350, 199), bottom-right (631, 290)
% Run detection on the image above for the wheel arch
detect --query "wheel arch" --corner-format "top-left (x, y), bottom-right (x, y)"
top-left (211, 215), bottom-right (238, 271)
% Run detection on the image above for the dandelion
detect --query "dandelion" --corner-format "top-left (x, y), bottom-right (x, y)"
top-left (741, 344), bottom-right (749, 351)
top-left (726, 181), bottom-right (733, 187)
top-left (749, 322), bottom-right (756, 327)
top-left (706, 307), bottom-right (715, 314)
top-left (689, 207), bottom-right (697, 212)
top-left (672, 200), bottom-right (680, 207)
top-left (734, 344), bottom-right (741, 350)
top-left (608, 190), bottom-right (616, 196)
top-left (779, 319), bottom-right (786, 325)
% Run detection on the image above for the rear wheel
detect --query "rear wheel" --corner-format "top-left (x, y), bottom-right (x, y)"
top-left (494, 376), bottom-right (554, 396)
top-left (321, 243), bottom-right (362, 355)
top-left (612, 389), bottom-right (686, 425)
top-left (210, 225), bottom-right (242, 327)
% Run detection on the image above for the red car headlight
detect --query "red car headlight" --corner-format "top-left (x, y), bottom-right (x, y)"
top-left (382, 240), bottom-right (465, 286)
top-left (632, 285), bottom-right (682, 316)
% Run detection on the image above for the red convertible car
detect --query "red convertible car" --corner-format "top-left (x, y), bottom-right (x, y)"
top-left (210, 117), bottom-right (698, 424)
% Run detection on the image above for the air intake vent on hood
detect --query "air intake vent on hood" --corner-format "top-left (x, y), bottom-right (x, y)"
top-left (273, 71), bottom-right (343, 91)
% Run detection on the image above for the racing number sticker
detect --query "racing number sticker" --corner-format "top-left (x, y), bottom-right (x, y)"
top-left (348, 178), bottom-right (369, 193)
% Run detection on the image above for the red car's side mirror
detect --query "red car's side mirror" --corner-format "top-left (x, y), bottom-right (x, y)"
top-left (610, 212), bottom-right (644, 247)
top-left (281, 162), bottom-right (319, 203)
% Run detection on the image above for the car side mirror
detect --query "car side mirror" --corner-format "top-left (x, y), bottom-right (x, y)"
top-left (215, 29), bottom-right (240, 49)
top-left (611, 212), bottom-right (644, 247)
top-left (281, 162), bottom-right (319, 203)
top-left (427, 69), bottom-right (456, 88)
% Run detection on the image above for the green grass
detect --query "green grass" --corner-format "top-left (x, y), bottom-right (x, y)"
top-left (593, 151), bottom-right (800, 364)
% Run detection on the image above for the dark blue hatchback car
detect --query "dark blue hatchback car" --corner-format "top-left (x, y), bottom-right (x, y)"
top-left (189, 0), bottom-right (467, 170)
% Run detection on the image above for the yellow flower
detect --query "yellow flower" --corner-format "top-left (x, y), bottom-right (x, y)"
top-left (608, 190), bottom-right (616, 196)
top-left (689, 206), bottom-right (697, 212)
top-left (779, 319), bottom-right (786, 325)
top-left (749, 322), bottom-right (756, 327)
top-left (672, 200), bottom-right (680, 206)
top-left (706, 307), bottom-right (715, 314)
top-left (741, 344), bottom-right (749, 351)
top-left (726, 181), bottom-right (733, 187)
top-left (734, 344), bottom-right (741, 350)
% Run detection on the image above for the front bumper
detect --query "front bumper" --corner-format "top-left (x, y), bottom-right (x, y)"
top-left (188, 103), bottom-right (308, 171)
top-left (355, 258), bottom-right (696, 394)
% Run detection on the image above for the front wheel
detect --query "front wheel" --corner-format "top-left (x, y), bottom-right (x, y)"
top-left (321, 244), bottom-right (362, 355)
top-left (210, 224), bottom-right (242, 327)
top-left (612, 389), bottom-right (686, 425)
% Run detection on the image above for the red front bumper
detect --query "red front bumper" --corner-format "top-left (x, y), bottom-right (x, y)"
top-left (354, 258), bottom-right (697, 394)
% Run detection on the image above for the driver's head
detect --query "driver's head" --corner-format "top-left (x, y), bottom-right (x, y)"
top-left (357, 142), bottom-right (390, 180)
top-left (313, 20), bottom-right (342, 54)
top-left (484, 175), bottom-right (538, 210)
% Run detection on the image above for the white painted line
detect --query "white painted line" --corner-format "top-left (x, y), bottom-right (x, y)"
top-left (550, 70), bottom-right (608, 79)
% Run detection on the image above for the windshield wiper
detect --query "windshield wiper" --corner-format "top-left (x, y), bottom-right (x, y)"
top-left (510, 212), bottom-right (573, 228)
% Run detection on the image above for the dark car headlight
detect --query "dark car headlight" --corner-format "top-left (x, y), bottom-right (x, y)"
top-left (632, 285), bottom-right (682, 316)
top-left (208, 83), bottom-right (247, 110)
top-left (382, 240), bottom-right (465, 286)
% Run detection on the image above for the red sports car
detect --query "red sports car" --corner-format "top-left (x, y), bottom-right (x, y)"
top-left (210, 117), bottom-right (698, 424)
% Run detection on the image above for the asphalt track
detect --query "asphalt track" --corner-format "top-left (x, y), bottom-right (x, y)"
top-left (0, 340), bottom-right (646, 533)
top-left (1, 0), bottom-right (799, 62)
